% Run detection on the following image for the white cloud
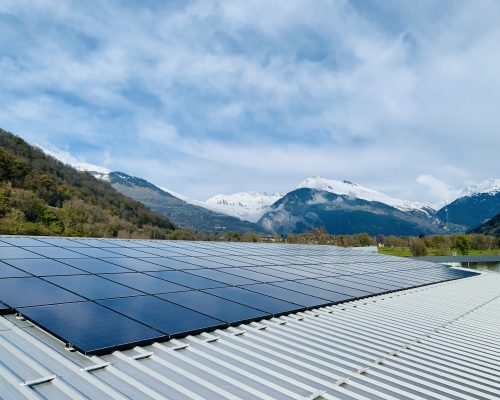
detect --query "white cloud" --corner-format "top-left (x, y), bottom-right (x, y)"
top-left (0, 0), bottom-right (499, 202)
top-left (416, 174), bottom-right (462, 204)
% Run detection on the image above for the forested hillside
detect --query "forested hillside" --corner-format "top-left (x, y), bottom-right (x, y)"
top-left (469, 213), bottom-right (500, 236)
top-left (0, 128), bottom-right (176, 238)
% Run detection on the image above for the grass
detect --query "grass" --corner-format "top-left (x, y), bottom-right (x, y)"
top-left (378, 247), bottom-right (500, 257)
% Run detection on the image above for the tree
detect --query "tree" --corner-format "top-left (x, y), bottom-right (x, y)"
top-left (410, 238), bottom-right (428, 256)
top-left (354, 232), bottom-right (371, 246)
top-left (455, 235), bottom-right (471, 255)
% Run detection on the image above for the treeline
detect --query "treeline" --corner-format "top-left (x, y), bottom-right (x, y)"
top-left (275, 228), bottom-right (500, 256)
top-left (286, 229), bottom-right (375, 247)
top-left (0, 129), bottom-right (176, 238)
top-left (379, 233), bottom-right (500, 256)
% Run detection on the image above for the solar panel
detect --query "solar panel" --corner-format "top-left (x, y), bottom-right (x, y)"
top-left (100, 257), bottom-right (168, 272)
top-left (102, 273), bottom-right (191, 294)
top-left (0, 261), bottom-right (30, 278)
top-left (215, 267), bottom-right (281, 283)
top-left (186, 269), bottom-right (258, 285)
top-left (136, 257), bottom-right (199, 270)
top-left (241, 283), bottom-right (332, 307)
top-left (1, 237), bottom-right (46, 246)
top-left (147, 271), bottom-right (229, 289)
top-left (56, 258), bottom-right (132, 274)
top-left (272, 280), bottom-right (354, 302)
top-left (44, 275), bottom-right (142, 300)
top-left (25, 246), bottom-right (87, 258)
top-left (0, 277), bottom-right (84, 308)
top-left (158, 291), bottom-right (269, 324)
top-left (5, 259), bottom-right (86, 276)
top-left (0, 236), bottom-right (479, 354)
top-left (98, 296), bottom-right (226, 337)
top-left (204, 287), bottom-right (304, 315)
top-left (0, 246), bottom-right (43, 259)
top-left (18, 301), bottom-right (164, 354)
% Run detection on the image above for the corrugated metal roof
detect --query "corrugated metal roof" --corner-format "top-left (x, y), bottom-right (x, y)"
top-left (0, 270), bottom-right (499, 400)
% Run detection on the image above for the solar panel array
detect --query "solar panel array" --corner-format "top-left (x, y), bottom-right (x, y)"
top-left (0, 236), bottom-right (477, 354)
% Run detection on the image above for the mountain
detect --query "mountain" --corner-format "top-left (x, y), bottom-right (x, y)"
top-left (298, 176), bottom-right (435, 213)
top-left (108, 172), bottom-right (265, 233)
top-left (201, 191), bottom-right (284, 222)
top-left (435, 179), bottom-right (500, 230)
top-left (259, 186), bottom-right (444, 236)
top-left (469, 213), bottom-right (500, 236)
top-left (0, 128), bottom-right (175, 237)
top-left (35, 145), bottom-right (265, 233)
top-left (32, 142), bottom-right (500, 236)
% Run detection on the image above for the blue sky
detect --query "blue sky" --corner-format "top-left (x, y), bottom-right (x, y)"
top-left (1, 0), bottom-right (499, 202)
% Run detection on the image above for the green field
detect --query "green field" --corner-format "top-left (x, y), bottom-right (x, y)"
top-left (378, 247), bottom-right (500, 257)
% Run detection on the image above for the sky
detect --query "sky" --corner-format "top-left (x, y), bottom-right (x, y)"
top-left (1, 0), bottom-right (499, 203)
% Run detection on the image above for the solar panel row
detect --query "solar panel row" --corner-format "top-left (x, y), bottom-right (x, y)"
top-left (0, 236), bottom-right (478, 354)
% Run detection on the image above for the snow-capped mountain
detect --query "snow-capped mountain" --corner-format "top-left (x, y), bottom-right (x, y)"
top-left (201, 192), bottom-right (284, 223)
top-left (34, 144), bottom-right (500, 234)
top-left (460, 179), bottom-right (500, 197)
top-left (107, 172), bottom-right (264, 233)
top-left (297, 176), bottom-right (434, 213)
top-left (435, 178), bottom-right (500, 230)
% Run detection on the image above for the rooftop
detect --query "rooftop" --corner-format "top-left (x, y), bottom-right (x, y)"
top-left (1, 270), bottom-right (499, 400)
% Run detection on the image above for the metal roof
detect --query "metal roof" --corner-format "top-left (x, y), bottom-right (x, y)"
top-left (0, 270), bottom-right (499, 400)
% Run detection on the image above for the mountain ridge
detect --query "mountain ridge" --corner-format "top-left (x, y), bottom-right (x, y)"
top-left (34, 144), bottom-right (499, 235)
top-left (108, 172), bottom-right (265, 233)
top-left (258, 188), bottom-right (445, 236)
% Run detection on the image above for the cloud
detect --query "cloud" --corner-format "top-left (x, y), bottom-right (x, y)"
top-left (34, 143), bottom-right (110, 174)
top-left (416, 174), bottom-right (462, 204)
top-left (0, 0), bottom-right (499, 201)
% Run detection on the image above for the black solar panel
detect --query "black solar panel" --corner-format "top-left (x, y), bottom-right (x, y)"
top-left (19, 301), bottom-right (164, 353)
top-left (6, 259), bottom-right (85, 276)
top-left (157, 291), bottom-right (268, 324)
top-left (0, 236), bottom-right (479, 354)
top-left (97, 296), bottom-right (226, 337)
top-left (0, 277), bottom-right (84, 308)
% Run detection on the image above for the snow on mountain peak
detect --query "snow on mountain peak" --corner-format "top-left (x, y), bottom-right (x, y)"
top-left (202, 191), bottom-right (284, 222)
top-left (297, 176), bottom-right (433, 212)
top-left (460, 179), bottom-right (500, 197)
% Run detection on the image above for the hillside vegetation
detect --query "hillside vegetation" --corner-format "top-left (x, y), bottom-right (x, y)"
top-left (469, 213), bottom-right (500, 236)
top-left (0, 128), bottom-right (176, 238)
top-left (284, 228), bottom-right (500, 256)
